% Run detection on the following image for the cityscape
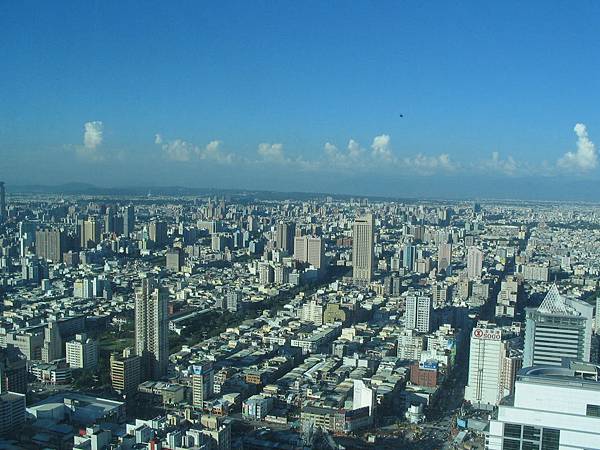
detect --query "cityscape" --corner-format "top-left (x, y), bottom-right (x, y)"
top-left (0, 185), bottom-right (599, 449)
top-left (2, 2), bottom-right (600, 450)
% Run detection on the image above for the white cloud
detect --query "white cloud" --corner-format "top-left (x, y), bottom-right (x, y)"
top-left (84, 121), bottom-right (103, 149)
top-left (161, 139), bottom-right (194, 161)
top-left (481, 151), bottom-right (519, 175)
top-left (558, 123), bottom-right (597, 173)
top-left (199, 140), bottom-right (233, 163)
top-left (403, 153), bottom-right (457, 174)
top-left (258, 143), bottom-right (285, 162)
top-left (157, 136), bottom-right (233, 163)
top-left (77, 121), bottom-right (105, 160)
top-left (371, 134), bottom-right (393, 160)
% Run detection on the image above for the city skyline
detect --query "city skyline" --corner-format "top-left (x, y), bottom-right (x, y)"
top-left (2, 2), bottom-right (600, 199)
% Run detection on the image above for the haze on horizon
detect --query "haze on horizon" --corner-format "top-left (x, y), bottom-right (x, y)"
top-left (1, 1), bottom-right (599, 200)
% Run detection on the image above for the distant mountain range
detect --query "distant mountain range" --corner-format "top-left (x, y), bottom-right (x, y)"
top-left (7, 177), bottom-right (600, 203)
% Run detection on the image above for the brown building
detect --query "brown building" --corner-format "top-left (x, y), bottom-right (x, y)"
top-left (409, 361), bottom-right (439, 388)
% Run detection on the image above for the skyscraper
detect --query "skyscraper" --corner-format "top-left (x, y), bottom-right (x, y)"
top-left (276, 221), bottom-right (295, 253)
top-left (149, 220), bottom-right (168, 248)
top-left (122, 205), bottom-right (135, 237)
top-left (352, 214), bottom-right (374, 283)
top-left (437, 242), bottom-right (452, 271)
top-left (294, 235), bottom-right (324, 269)
top-left (404, 294), bottom-right (432, 333)
top-left (464, 323), bottom-right (521, 409)
top-left (524, 284), bottom-right (593, 367)
top-left (41, 321), bottom-right (63, 363)
top-left (402, 243), bottom-right (416, 272)
top-left (487, 362), bottom-right (600, 450)
top-left (104, 205), bottom-right (116, 234)
top-left (35, 227), bottom-right (65, 263)
top-left (135, 277), bottom-right (169, 380)
top-left (467, 246), bottom-right (483, 279)
top-left (0, 182), bottom-right (6, 222)
top-left (80, 217), bottom-right (100, 249)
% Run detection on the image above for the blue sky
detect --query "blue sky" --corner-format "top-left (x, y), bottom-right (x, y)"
top-left (1, 1), bottom-right (600, 198)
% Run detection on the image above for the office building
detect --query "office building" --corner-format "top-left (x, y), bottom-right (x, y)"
top-left (403, 243), bottom-right (416, 272)
top-left (294, 235), bottom-right (325, 269)
top-left (465, 323), bottom-right (521, 409)
top-left (0, 348), bottom-right (27, 394)
top-left (524, 284), bottom-right (593, 367)
top-left (276, 221), bottom-right (295, 253)
top-left (191, 362), bottom-right (214, 408)
top-left (110, 348), bottom-right (142, 396)
top-left (352, 214), bottom-right (374, 283)
top-left (104, 205), bottom-right (116, 234)
top-left (404, 294), bottom-right (432, 333)
top-left (467, 247), bottom-right (484, 279)
top-left (397, 329), bottom-right (425, 361)
top-left (0, 392), bottom-right (25, 436)
top-left (35, 227), bottom-right (65, 263)
top-left (149, 220), bottom-right (168, 248)
top-left (226, 290), bottom-right (242, 313)
top-left (122, 205), bottom-right (135, 237)
top-left (496, 276), bottom-right (520, 319)
top-left (135, 277), bottom-right (169, 380)
top-left (437, 242), bottom-right (452, 271)
top-left (66, 334), bottom-right (98, 370)
top-left (41, 321), bottom-right (63, 363)
top-left (80, 217), bottom-right (101, 249)
top-left (487, 362), bottom-right (600, 450)
top-left (300, 300), bottom-right (324, 326)
top-left (166, 247), bottom-right (184, 272)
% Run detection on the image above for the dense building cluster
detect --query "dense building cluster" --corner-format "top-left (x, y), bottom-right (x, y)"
top-left (0, 184), bottom-right (599, 449)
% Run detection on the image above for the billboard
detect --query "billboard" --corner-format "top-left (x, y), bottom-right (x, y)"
top-left (472, 328), bottom-right (501, 341)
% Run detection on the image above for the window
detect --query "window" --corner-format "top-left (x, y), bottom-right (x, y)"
top-left (541, 428), bottom-right (560, 450)
top-left (503, 423), bottom-right (522, 439)
top-left (523, 425), bottom-right (541, 441)
top-left (522, 442), bottom-right (539, 450)
top-left (503, 438), bottom-right (521, 450)
top-left (586, 404), bottom-right (600, 417)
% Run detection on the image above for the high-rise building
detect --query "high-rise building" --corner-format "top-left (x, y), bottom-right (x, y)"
top-left (80, 218), bottom-right (101, 249)
top-left (397, 329), bottom-right (425, 361)
top-left (149, 220), bottom-right (168, 248)
top-left (524, 284), bottom-right (593, 367)
top-left (104, 205), bottom-right (116, 234)
top-left (35, 227), bottom-right (65, 263)
top-left (0, 348), bottom-right (27, 394)
top-left (66, 334), bottom-right (98, 370)
top-left (0, 392), bottom-right (26, 435)
top-left (404, 294), bottom-right (432, 333)
top-left (464, 323), bottom-right (521, 409)
top-left (402, 243), bottom-right (416, 272)
top-left (352, 214), bottom-right (374, 283)
top-left (166, 248), bottom-right (184, 272)
top-left (122, 205), bottom-right (135, 237)
top-left (294, 235), bottom-right (325, 269)
top-left (276, 222), bottom-right (295, 253)
top-left (110, 348), bottom-right (142, 396)
top-left (487, 362), bottom-right (600, 450)
top-left (135, 277), bottom-right (169, 380)
top-left (467, 247), bottom-right (484, 279)
top-left (191, 362), bottom-right (214, 408)
top-left (0, 182), bottom-right (6, 223)
top-left (495, 276), bottom-right (520, 319)
top-left (300, 300), bottom-right (324, 326)
top-left (437, 242), bottom-right (452, 271)
top-left (41, 321), bottom-right (63, 363)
